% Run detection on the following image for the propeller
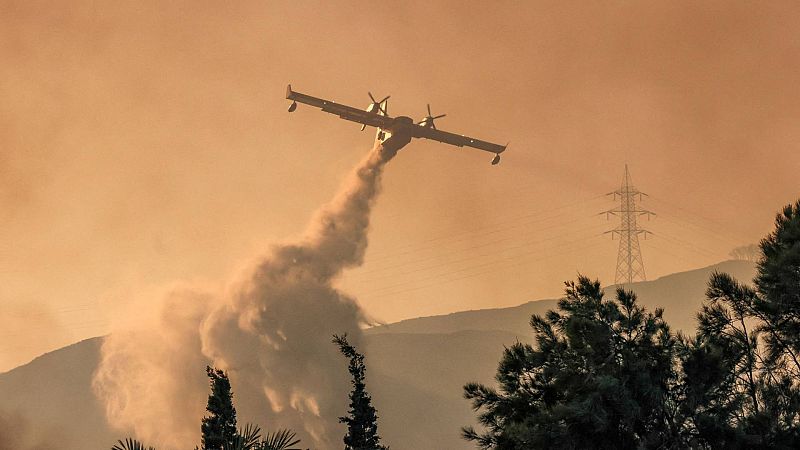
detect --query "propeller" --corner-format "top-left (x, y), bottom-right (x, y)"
top-left (368, 92), bottom-right (390, 115)
top-left (418, 104), bottom-right (446, 129)
top-left (362, 92), bottom-right (390, 131)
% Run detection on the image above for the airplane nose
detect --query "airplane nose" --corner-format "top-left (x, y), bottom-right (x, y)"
top-left (491, 153), bottom-right (501, 165)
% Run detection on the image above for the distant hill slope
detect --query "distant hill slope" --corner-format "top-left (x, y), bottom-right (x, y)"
top-left (367, 260), bottom-right (756, 337)
top-left (367, 329), bottom-right (522, 450)
top-left (0, 337), bottom-right (116, 448)
top-left (368, 299), bottom-right (557, 339)
top-left (0, 260), bottom-right (756, 450)
top-left (618, 260), bottom-right (755, 333)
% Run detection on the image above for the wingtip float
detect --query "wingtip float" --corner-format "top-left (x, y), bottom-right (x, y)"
top-left (286, 84), bottom-right (507, 165)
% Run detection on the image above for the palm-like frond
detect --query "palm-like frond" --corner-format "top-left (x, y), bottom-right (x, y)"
top-left (238, 423), bottom-right (263, 448)
top-left (220, 425), bottom-right (300, 450)
top-left (261, 429), bottom-right (301, 450)
top-left (223, 423), bottom-right (263, 450)
top-left (111, 438), bottom-right (156, 450)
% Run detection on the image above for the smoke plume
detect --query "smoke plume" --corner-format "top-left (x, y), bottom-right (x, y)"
top-left (93, 144), bottom-right (395, 449)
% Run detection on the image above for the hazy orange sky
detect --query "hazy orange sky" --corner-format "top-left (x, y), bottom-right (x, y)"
top-left (1, 0), bottom-right (799, 371)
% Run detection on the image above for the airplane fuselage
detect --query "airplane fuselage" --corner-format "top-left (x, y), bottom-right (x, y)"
top-left (377, 116), bottom-right (414, 155)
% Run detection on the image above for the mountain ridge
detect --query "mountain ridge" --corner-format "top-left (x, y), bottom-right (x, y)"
top-left (367, 259), bottom-right (756, 337)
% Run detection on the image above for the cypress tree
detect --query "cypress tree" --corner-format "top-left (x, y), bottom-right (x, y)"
top-left (333, 334), bottom-right (387, 450)
top-left (201, 366), bottom-right (237, 450)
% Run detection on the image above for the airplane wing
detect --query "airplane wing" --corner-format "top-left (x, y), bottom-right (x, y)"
top-left (409, 124), bottom-right (507, 154)
top-left (286, 85), bottom-right (394, 130)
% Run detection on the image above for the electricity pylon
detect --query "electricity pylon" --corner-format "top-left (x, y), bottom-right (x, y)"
top-left (602, 165), bottom-right (654, 284)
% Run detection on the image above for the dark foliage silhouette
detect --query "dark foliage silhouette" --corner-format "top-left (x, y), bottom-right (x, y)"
top-left (333, 333), bottom-right (387, 450)
top-left (465, 200), bottom-right (800, 449)
top-left (111, 366), bottom-right (300, 450)
top-left (202, 366), bottom-right (238, 450)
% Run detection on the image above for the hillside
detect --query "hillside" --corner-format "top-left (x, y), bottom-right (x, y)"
top-left (0, 337), bottom-right (116, 448)
top-left (367, 260), bottom-right (756, 337)
top-left (0, 260), bottom-right (756, 449)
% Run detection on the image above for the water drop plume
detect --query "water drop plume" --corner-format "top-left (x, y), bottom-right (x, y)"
top-left (93, 143), bottom-right (395, 449)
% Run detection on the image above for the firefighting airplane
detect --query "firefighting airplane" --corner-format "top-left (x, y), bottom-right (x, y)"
top-left (286, 85), bottom-right (507, 164)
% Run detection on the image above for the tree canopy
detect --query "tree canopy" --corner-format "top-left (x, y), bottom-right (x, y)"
top-left (465, 200), bottom-right (800, 449)
top-left (463, 277), bottom-right (680, 449)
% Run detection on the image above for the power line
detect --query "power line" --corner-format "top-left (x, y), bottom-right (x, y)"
top-left (655, 230), bottom-right (721, 260)
top-left (360, 214), bottom-right (602, 279)
top-left (648, 196), bottom-right (752, 245)
top-left (360, 235), bottom-right (608, 300)
top-left (366, 194), bottom-right (606, 263)
top-left (360, 222), bottom-right (604, 287)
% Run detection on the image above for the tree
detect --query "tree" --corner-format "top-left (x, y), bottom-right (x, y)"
top-left (225, 424), bottom-right (301, 450)
top-left (677, 200), bottom-right (800, 448)
top-left (333, 333), bottom-right (387, 450)
top-left (675, 273), bottom-right (800, 449)
top-left (111, 439), bottom-right (155, 450)
top-left (463, 200), bottom-right (800, 449)
top-left (463, 276), bottom-right (682, 449)
top-left (111, 426), bottom-right (300, 450)
top-left (754, 199), bottom-right (800, 380)
top-left (202, 366), bottom-right (238, 450)
top-left (729, 244), bottom-right (760, 262)
top-left (679, 273), bottom-right (770, 448)
top-left (111, 366), bottom-right (301, 450)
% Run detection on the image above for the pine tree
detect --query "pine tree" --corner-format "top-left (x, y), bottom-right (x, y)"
top-left (463, 277), bottom-right (681, 449)
top-left (679, 200), bottom-right (800, 448)
top-left (754, 199), bottom-right (800, 377)
top-left (201, 366), bottom-right (238, 450)
top-left (333, 334), bottom-right (387, 450)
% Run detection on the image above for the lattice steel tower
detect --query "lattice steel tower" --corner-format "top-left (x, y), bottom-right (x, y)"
top-left (602, 165), bottom-right (654, 284)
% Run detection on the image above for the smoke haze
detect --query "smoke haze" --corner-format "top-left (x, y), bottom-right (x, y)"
top-left (93, 144), bottom-right (394, 448)
top-left (0, 410), bottom-right (61, 450)
top-left (2, 1), bottom-right (800, 372)
top-left (0, 302), bottom-right (65, 371)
